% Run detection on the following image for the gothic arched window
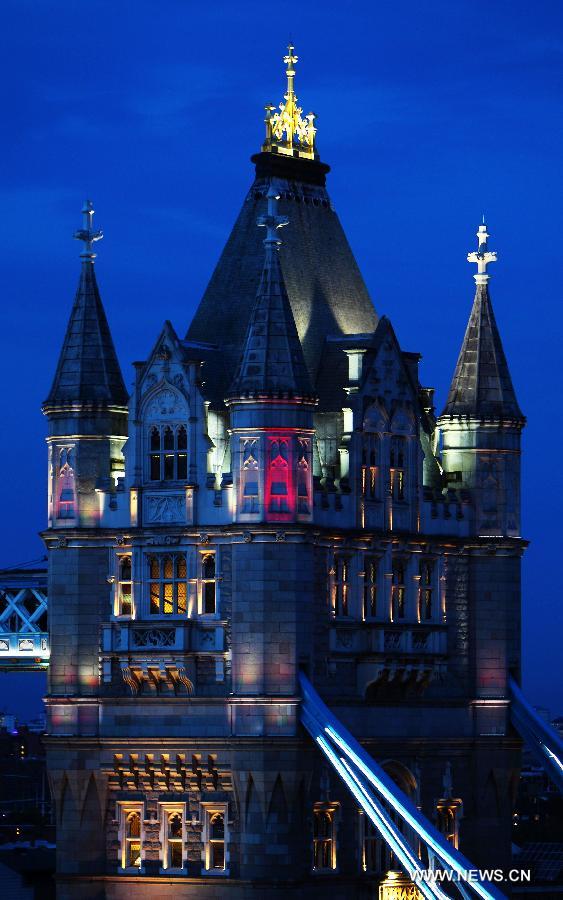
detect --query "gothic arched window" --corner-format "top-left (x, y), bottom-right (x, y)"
top-left (241, 438), bottom-right (260, 513)
top-left (57, 446), bottom-right (76, 520)
top-left (125, 811), bottom-right (141, 869)
top-left (166, 812), bottom-right (183, 869)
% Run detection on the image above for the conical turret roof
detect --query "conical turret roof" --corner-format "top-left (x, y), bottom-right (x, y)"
top-left (188, 153), bottom-right (377, 405)
top-left (44, 260), bottom-right (128, 407)
top-left (441, 226), bottom-right (523, 421)
top-left (229, 188), bottom-right (314, 399)
top-left (45, 201), bottom-right (128, 409)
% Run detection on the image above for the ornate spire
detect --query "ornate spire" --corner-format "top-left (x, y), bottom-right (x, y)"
top-left (228, 189), bottom-right (313, 399)
top-left (262, 44), bottom-right (317, 160)
top-left (74, 199), bottom-right (103, 262)
top-left (44, 201), bottom-right (128, 408)
top-left (467, 219), bottom-right (497, 285)
top-left (440, 223), bottom-right (523, 421)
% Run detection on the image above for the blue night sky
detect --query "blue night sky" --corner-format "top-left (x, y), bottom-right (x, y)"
top-left (0, 0), bottom-right (561, 718)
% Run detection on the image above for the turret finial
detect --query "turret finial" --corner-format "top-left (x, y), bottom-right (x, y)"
top-left (467, 220), bottom-right (497, 285)
top-left (257, 186), bottom-right (289, 248)
top-left (262, 45), bottom-right (317, 160)
top-left (74, 199), bottom-right (103, 262)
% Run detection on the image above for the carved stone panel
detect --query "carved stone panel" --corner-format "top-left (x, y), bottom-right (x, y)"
top-left (143, 493), bottom-right (185, 524)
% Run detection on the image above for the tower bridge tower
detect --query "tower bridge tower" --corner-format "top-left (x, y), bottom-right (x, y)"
top-left (43, 48), bottom-right (525, 899)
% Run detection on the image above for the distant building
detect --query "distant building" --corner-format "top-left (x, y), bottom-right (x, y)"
top-left (42, 48), bottom-right (526, 898)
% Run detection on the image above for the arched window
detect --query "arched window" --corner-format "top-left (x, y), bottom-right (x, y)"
top-left (241, 438), bottom-right (260, 513)
top-left (268, 438), bottom-right (290, 514)
top-left (390, 436), bottom-right (406, 501)
top-left (313, 806), bottom-right (337, 871)
top-left (57, 446), bottom-right (76, 520)
top-left (362, 434), bottom-right (380, 500)
top-left (148, 425), bottom-right (188, 482)
top-left (209, 812), bottom-right (225, 869)
top-left (167, 812), bottom-right (183, 869)
top-left (125, 811), bottom-right (141, 869)
top-left (362, 763), bottom-right (417, 874)
top-left (201, 552), bottom-right (217, 615)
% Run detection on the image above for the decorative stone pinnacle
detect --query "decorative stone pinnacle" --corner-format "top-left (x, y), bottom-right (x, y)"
top-left (467, 220), bottom-right (497, 285)
top-left (257, 186), bottom-right (288, 248)
top-left (74, 199), bottom-right (103, 262)
top-left (262, 45), bottom-right (317, 160)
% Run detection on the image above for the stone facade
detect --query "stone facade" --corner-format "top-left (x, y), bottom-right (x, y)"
top-left (42, 61), bottom-right (525, 900)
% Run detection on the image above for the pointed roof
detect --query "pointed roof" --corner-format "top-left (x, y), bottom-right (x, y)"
top-left (441, 223), bottom-right (523, 421)
top-left (229, 187), bottom-right (313, 399)
top-left (44, 202), bottom-right (128, 408)
top-left (186, 48), bottom-right (377, 406)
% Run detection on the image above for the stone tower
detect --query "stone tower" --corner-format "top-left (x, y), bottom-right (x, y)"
top-left (43, 48), bottom-right (525, 899)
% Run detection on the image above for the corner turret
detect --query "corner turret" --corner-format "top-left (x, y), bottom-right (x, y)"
top-left (226, 188), bottom-right (317, 523)
top-left (438, 222), bottom-right (525, 536)
top-left (43, 201), bottom-right (128, 527)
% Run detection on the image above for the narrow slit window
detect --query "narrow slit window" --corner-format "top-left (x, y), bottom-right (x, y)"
top-left (117, 555), bottom-right (133, 616)
top-left (390, 436), bottom-right (406, 501)
top-left (201, 553), bottom-right (217, 615)
top-left (391, 561), bottom-right (406, 621)
top-left (363, 556), bottom-right (378, 619)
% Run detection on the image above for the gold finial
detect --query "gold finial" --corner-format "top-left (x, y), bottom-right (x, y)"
top-left (262, 45), bottom-right (317, 160)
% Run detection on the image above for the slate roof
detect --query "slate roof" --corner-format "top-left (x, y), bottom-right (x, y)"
top-left (186, 152), bottom-right (378, 406)
top-left (441, 284), bottom-right (523, 420)
top-left (44, 262), bottom-right (128, 408)
top-left (229, 240), bottom-right (314, 398)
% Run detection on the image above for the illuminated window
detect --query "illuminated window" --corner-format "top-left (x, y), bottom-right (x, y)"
top-left (147, 554), bottom-right (187, 616)
top-left (118, 804), bottom-right (143, 871)
top-left (241, 438), bottom-right (260, 513)
top-left (436, 799), bottom-right (462, 849)
top-left (391, 561), bottom-right (406, 620)
top-left (160, 806), bottom-right (185, 870)
top-left (362, 434), bottom-right (380, 500)
top-left (332, 556), bottom-right (350, 617)
top-left (116, 555), bottom-right (133, 616)
top-left (363, 556), bottom-right (378, 619)
top-left (268, 438), bottom-right (290, 514)
top-left (148, 425), bottom-right (188, 481)
top-left (312, 804), bottom-right (338, 871)
top-left (201, 804), bottom-right (228, 873)
top-left (297, 438), bottom-right (311, 514)
top-left (419, 560), bottom-right (433, 621)
top-left (200, 552), bottom-right (217, 615)
top-left (390, 436), bottom-right (406, 501)
top-left (57, 447), bottom-right (76, 519)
